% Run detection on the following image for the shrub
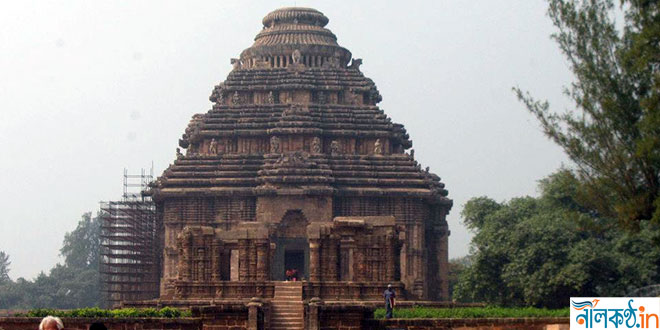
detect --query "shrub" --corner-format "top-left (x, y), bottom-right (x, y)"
top-left (20, 307), bottom-right (191, 318)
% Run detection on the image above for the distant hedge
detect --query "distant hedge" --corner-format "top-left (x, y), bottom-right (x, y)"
top-left (17, 307), bottom-right (192, 318)
top-left (373, 306), bottom-right (569, 319)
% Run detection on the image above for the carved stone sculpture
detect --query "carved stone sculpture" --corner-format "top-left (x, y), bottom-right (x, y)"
top-left (232, 91), bottom-right (241, 105)
top-left (348, 89), bottom-right (361, 105)
top-left (275, 151), bottom-right (312, 167)
top-left (267, 91), bottom-right (275, 104)
top-left (270, 136), bottom-right (281, 153)
top-left (186, 144), bottom-right (197, 156)
top-left (209, 138), bottom-right (218, 155)
top-left (176, 148), bottom-right (183, 159)
top-left (349, 58), bottom-right (362, 70)
top-left (292, 49), bottom-right (302, 64)
top-left (330, 140), bottom-right (341, 155)
top-left (374, 139), bottom-right (383, 155)
top-left (231, 58), bottom-right (241, 70)
top-left (311, 137), bottom-right (322, 154)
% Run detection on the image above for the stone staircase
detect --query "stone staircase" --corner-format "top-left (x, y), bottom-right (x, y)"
top-left (271, 281), bottom-right (304, 330)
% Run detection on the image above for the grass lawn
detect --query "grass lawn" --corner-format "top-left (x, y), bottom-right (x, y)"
top-left (373, 306), bottom-right (569, 319)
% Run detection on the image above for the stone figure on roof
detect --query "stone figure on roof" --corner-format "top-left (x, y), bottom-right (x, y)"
top-left (231, 58), bottom-right (241, 70)
top-left (232, 91), bottom-right (241, 105)
top-left (330, 140), bottom-right (341, 155)
top-left (186, 144), bottom-right (197, 156)
top-left (270, 136), bottom-right (281, 153)
top-left (311, 137), bottom-right (322, 154)
top-left (209, 138), bottom-right (218, 155)
top-left (292, 49), bottom-right (302, 64)
top-left (374, 139), bottom-right (383, 155)
top-left (349, 58), bottom-right (362, 70)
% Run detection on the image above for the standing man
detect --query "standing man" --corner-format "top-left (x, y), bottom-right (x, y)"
top-left (383, 284), bottom-right (396, 319)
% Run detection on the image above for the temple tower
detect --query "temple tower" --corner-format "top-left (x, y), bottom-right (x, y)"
top-left (147, 7), bottom-right (452, 303)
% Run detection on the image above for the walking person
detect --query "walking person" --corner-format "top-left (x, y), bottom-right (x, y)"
top-left (383, 284), bottom-right (396, 319)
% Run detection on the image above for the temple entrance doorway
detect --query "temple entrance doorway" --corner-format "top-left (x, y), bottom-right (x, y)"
top-left (271, 210), bottom-right (310, 281)
top-left (284, 250), bottom-right (305, 280)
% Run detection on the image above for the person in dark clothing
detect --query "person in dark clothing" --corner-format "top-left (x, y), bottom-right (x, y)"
top-left (383, 284), bottom-right (396, 319)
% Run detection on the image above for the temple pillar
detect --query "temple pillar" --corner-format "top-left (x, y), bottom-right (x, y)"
top-left (248, 240), bottom-right (257, 281)
top-left (247, 297), bottom-right (262, 330)
top-left (353, 244), bottom-right (365, 282)
top-left (412, 222), bottom-right (425, 298)
top-left (307, 297), bottom-right (323, 330)
top-left (320, 239), bottom-right (329, 281)
top-left (362, 235), bottom-right (376, 281)
top-left (437, 221), bottom-right (450, 300)
top-left (256, 240), bottom-right (269, 281)
top-left (385, 234), bottom-right (395, 281)
top-left (327, 237), bottom-right (338, 281)
top-left (179, 233), bottom-right (192, 281)
top-left (339, 237), bottom-right (354, 281)
top-left (212, 239), bottom-right (221, 281)
top-left (309, 239), bottom-right (320, 282)
top-left (238, 239), bottom-right (249, 281)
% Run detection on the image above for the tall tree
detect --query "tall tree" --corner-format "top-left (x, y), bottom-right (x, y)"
top-left (60, 212), bottom-right (101, 269)
top-left (514, 0), bottom-right (660, 228)
top-left (0, 251), bottom-right (10, 284)
top-left (455, 170), bottom-right (660, 307)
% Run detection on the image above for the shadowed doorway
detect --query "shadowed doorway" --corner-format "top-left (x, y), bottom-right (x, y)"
top-left (271, 210), bottom-right (309, 280)
top-left (285, 250), bottom-right (305, 280)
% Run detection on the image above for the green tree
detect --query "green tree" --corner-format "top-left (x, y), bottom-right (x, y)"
top-left (448, 256), bottom-right (471, 301)
top-left (0, 212), bottom-right (103, 309)
top-left (61, 212), bottom-right (101, 270)
top-left (514, 0), bottom-right (660, 228)
top-left (0, 251), bottom-right (10, 284)
top-left (455, 170), bottom-right (660, 307)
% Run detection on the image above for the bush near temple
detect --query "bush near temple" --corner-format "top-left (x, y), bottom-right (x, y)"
top-left (18, 307), bottom-right (191, 318)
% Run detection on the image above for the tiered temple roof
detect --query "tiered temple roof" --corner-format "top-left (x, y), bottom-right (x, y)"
top-left (150, 7), bottom-right (449, 206)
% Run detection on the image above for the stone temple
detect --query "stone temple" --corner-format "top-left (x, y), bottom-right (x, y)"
top-left (146, 7), bottom-right (452, 305)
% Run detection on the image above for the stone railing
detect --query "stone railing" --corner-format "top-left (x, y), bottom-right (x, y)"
top-left (172, 281), bottom-right (275, 300)
top-left (303, 281), bottom-right (403, 301)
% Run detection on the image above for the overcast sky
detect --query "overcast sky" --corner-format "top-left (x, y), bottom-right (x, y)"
top-left (0, 0), bottom-right (572, 280)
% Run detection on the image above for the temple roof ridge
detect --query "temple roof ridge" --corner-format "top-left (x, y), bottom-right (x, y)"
top-left (239, 7), bottom-right (351, 68)
top-left (262, 7), bottom-right (330, 28)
